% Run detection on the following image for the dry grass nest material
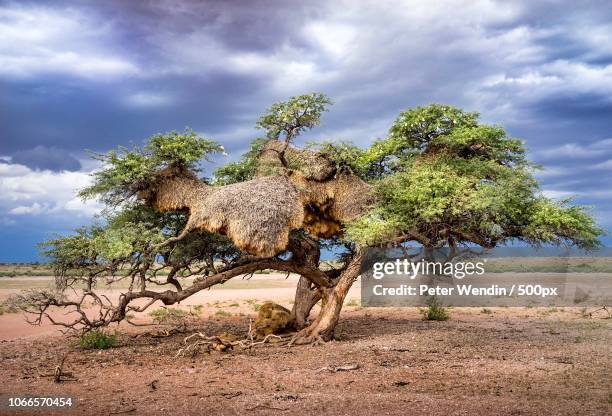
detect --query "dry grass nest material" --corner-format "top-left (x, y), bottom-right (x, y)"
top-left (142, 141), bottom-right (374, 256)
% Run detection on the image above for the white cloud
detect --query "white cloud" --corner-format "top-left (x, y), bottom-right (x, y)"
top-left (486, 60), bottom-right (612, 100)
top-left (534, 143), bottom-right (603, 160)
top-left (534, 166), bottom-right (568, 179)
top-left (303, 21), bottom-right (357, 61)
top-left (542, 189), bottom-right (578, 199)
top-left (124, 91), bottom-right (174, 108)
top-left (591, 159), bottom-right (612, 170)
top-left (530, 137), bottom-right (612, 170)
top-left (590, 138), bottom-right (612, 150)
top-left (0, 162), bottom-right (32, 177)
top-left (0, 162), bottom-right (102, 220)
top-left (578, 23), bottom-right (612, 60)
top-left (9, 202), bottom-right (48, 215)
top-left (0, 5), bottom-right (139, 80)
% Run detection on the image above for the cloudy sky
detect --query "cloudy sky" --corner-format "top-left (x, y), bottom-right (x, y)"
top-left (1, 0), bottom-right (611, 261)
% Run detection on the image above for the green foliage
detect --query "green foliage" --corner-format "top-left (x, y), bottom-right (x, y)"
top-left (256, 93), bottom-right (332, 142)
top-left (388, 104), bottom-right (479, 153)
top-left (215, 93), bottom-right (333, 184)
top-left (344, 208), bottom-right (399, 245)
top-left (33, 96), bottom-right (603, 335)
top-left (346, 104), bottom-right (603, 249)
top-left (40, 202), bottom-right (240, 289)
top-left (39, 227), bottom-right (101, 281)
top-left (429, 125), bottom-right (525, 163)
top-left (420, 299), bottom-right (450, 321)
top-left (149, 307), bottom-right (188, 323)
top-left (215, 309), bottom-right (233, 317)
top-left (0, 302), bottom-right (19, 315)
top-left (521, 199), bottom-right (602, 248)
top-left (79, 330), bottom-right (117, 350)
top-left (213, 138), bottom-right (269, 185)
top-left (95, 222), bottom-right (164, 260)
top-left (80, 128), bottom-right (223, 205)
top-left (190, 304), bottom-right (204, 315)
top-left (39, 206), bottom-right (165, 280)
top-left (306, 140), bottom-right (369, 174)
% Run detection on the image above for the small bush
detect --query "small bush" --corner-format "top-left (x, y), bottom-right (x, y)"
top-left (420, 298), bottom-right (450, 321)
top-left (0, 302), bottom-right (19, 315)
top-left (79, 330), bottom-right (116, 350)
top-left (481, 308), bottom-right (492, 314)
top-left (190, 305), bottom-right (203, 316)
top-left (215, 309), bottom-right (232, 317)
top-left (149, 307), bottom-right (188, 323)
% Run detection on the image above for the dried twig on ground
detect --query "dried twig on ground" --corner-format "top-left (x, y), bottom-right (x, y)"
top-left (174, 330), bottom-right (294, 358)
top-left (246, 404), bottom-right (289, 412)
top-left (109, 408), bottom-right (137, 414)
top-left (39, 353), bottom-right (77, 383)
top-left (588, 306), bottom-right (610, 318)
top-left (315, 363), bottom-right (360, 373)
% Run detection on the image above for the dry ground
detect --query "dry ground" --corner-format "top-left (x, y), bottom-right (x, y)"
top-left (0, 275), bottom-right (610, 415)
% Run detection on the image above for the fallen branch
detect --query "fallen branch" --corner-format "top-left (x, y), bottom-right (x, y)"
top-left (174, 331), bottom-right (294, 357)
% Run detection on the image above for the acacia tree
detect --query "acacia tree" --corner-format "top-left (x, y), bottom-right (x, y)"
top-left (17, 95), bottom-right (602, 345)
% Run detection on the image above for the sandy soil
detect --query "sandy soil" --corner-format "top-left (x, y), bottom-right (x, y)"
top-left (0, 274), bottom-right (359, 340)
top-left (0, 276), bottom-right (610, 415)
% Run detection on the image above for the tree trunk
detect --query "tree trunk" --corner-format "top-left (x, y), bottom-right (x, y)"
top-left (292, 248), bottom-right (364, 344)
top-left (290, 276), bottom-right (321, 329)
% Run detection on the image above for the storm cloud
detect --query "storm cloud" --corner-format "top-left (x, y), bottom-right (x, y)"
top-left (11, 146), bottom-right (81, 171)
top-left (0, 0), bottom-right (611, 260)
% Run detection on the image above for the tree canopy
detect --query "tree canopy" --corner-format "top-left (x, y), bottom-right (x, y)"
top-left (18, 96), bottom-right (603, 342)
top-left (319, 104), bottom-right (602, 250)
top-left (256, 92), bottom-right (332, 142)
top-left (80, 128), bottom-right (223, 205)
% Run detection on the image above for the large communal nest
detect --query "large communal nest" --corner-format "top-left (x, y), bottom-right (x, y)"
top-left (255, 139), bottom-right (336, 181)
top-left (256, 140), bottom-right (373, 238)
top-left (141, 140), bottom-right (374, 256)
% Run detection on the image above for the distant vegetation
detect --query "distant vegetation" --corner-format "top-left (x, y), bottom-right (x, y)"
top-left (3, 257), bottom-right (612, 279)
top-left (149, 307), bottom-right (189, 324)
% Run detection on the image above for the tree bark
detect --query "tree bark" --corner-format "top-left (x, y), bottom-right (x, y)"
top-left (292, 248), bottom-right (364, 343)
top-left (290, 276), bottom-right (321, 329)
